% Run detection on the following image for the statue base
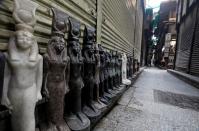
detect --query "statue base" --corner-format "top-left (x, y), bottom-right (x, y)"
top-left (100, 96), bottom-right (110, 105)
top-left (65, 112), bottom-right (90, 131)
top-left (122, 79), bottom-right (131, 85)
top-left (39, 121), bottom-right (71, 131)
top-left (93, 101), bottom-right (107, 111)
top-left (82, 103), bottom-right (101, 124)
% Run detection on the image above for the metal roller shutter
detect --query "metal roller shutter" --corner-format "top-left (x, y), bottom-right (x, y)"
top-left (175, 6), bottom-right (197, 72)
top-left (0, 0), bottom-right (96, 53)
top-left (101, 0), bottom-right (137, 56)
top-left (190, 6), bottom-right (199, 76)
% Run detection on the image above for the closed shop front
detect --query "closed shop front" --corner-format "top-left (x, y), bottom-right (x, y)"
top-left (0, 0), bottom-right (143, 60)
top-left (190, 6), bottom-right (199, 76)
top-left (175, 7), bottom-right (196, 72)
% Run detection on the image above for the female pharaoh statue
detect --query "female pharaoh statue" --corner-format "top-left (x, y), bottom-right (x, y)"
top-left (65, 17), bottom-right (90, 131)
top-left (40, 8), bottom-right (70, 131)
top-left (1, 0), bottom-right (43, 131)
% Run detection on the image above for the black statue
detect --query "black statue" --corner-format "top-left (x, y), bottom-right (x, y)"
top-left (112, 51), bottom-right (119, 90)
top-left (0, 52), bottom-right (5, 103)
top-left (108, 51), bottom-right (117, 94)
top-left (40, 8), bottom-right (70, 131)
top-left (103, 51), bottom-right (116, 101)
top-left (115, 52), bottom-right (120, 88)
top-left (82, 26), bottom-right (101, 121)
top-left (93, 44), bottom-right (107, 110)
top-left (65, 17), bottom-right (90, 131)
top-left (127, 57), bottom-right (130, 78)
top-left (129, 57), bottom-right (133, 78)
top-left (118, 53), bottom-right (123, 85)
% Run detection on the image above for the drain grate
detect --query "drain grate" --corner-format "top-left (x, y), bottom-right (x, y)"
top-left (153, 90), bottom-right (199, 111)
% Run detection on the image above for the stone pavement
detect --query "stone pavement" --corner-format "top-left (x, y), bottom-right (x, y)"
top-left (93, 68), bottom-right (199, 131)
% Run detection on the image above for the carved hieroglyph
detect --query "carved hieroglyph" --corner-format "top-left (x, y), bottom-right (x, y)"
top-left (1, 0), bottom-right (43, 131)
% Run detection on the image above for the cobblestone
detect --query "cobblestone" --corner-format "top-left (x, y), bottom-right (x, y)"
top-left (93, 68), bottom-right (199, 131)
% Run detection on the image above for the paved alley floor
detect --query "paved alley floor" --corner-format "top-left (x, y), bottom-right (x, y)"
top-left (93, 68), bottom-right (199, 131)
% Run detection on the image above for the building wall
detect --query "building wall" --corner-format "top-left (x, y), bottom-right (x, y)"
top-left (0, 0), bottom-right (144, 59)
top-left (175, 0), bottom-right (199, 76)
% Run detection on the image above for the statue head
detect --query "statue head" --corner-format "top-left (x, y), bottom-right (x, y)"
top-left (83, 26), bottom-right (95, 57)
top-left (68, 17), bottom-right (81, 56)
top-left (47, 8), bottom-right (68, 60)
top-left (49, 36), bottom-right (65, 55)
top-left (16, 30), bottom-right (34, 50)
top-left (94, 44), bottom-right (99, 54)
top-left (98, 44), bottom-right (104, 55)
top-left (8, 0), bottom-right (38, 61)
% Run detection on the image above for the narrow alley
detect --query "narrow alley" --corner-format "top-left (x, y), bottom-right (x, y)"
top-left (1, 0), bottom-right (199, 131)
top-left (94, 68), bottom-right (199, 131)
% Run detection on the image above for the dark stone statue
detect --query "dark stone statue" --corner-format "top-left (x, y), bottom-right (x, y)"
top-left (93, 44), bottom-right (107, 110)
top-left (129, 57), bottom-right (133, 78)
top-left (115, 52), bottom-right (121, 88)
top-left (0, 52), bottom-right (5, 102)
top-left (118, 53), bottom-right (123, 85)
top-left (108, 51), bottom-right (117, 95)
top-left (96, 46), bottom-right (109, 104)
top-left (127, 57), bottom-right (130, 78)
top-left (102, 51), bottom-right (116, 102)
top-left (112, 51), bottom-right (119, 90)
top-left (82, 26), bottom-right (101, 121)
top-left (40, 8), bottom-right (70, 131)
top-left (65, 17), bottom-right (90, 131)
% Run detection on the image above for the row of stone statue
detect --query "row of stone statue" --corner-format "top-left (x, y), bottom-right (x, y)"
top-left (0, 0), bottom-right (138, 131)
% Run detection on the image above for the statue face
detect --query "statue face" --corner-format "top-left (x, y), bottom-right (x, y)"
top-left (72, 42), bottom-right (80, 56)
top-left (16, 31), bottom-right (33, 50)
top-left (88, 45), bottom-right (94, 55)
top-left (51, 37), bottom-right (65, 55)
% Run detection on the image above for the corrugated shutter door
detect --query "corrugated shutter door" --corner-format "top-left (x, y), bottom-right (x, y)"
top-left (175, 7), bottom-right (197, 72)
top-left (101, 0), bottom-right (136, 56)
top-left (190, 7), bottom-right (199, 76)
top-left (0, 0), bottom-right (96, 53)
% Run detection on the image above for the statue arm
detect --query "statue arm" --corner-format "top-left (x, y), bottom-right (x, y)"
top-left (1, 59), bottom-right (12, 110)
top-left (36, 55), bottom-right (43, 101)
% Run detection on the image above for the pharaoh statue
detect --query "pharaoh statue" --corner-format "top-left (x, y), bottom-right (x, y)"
top-left (129, 57), bottom-right (133, 78)
top-left (112, 51), bottom-right (118, 90)
top-left (102, 51), bottom-right (114, 102)
top-left (82, 26), bottom-right (101, 121)
top-left (98, 45), bottom-right (109, 104)
top-left (65, 17), bottom-right (90, 131)
top-left (118, 53), bottom-right (123, 85)
top-left (108, 51), bottom-right (117, 95)
top-left (0, 52), bottom-right (5, 101)
top-left (122, 53), bottom-right (131, 85)
top-left (115, 52), bottom-right (121, 88)
top-left (126, 56), bottom-right (130, 78)
top-left (93, 44), bottom-right (106, 110)
top-left (40, 8), bottom-right (70, 131)
top-left (1, 0), bottom-right (43, 131)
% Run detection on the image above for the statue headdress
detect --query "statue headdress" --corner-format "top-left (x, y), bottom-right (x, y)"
top-left (83, 26), bottom-right (95, 50)
top-left (13, 0), bottom-right (38, 33)
top-left (51, 8), bottom-right (68, 37)
top-left (68, 17), bottom-right (81, 46)
top-left (8, 0), bottom-right (39, 61)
